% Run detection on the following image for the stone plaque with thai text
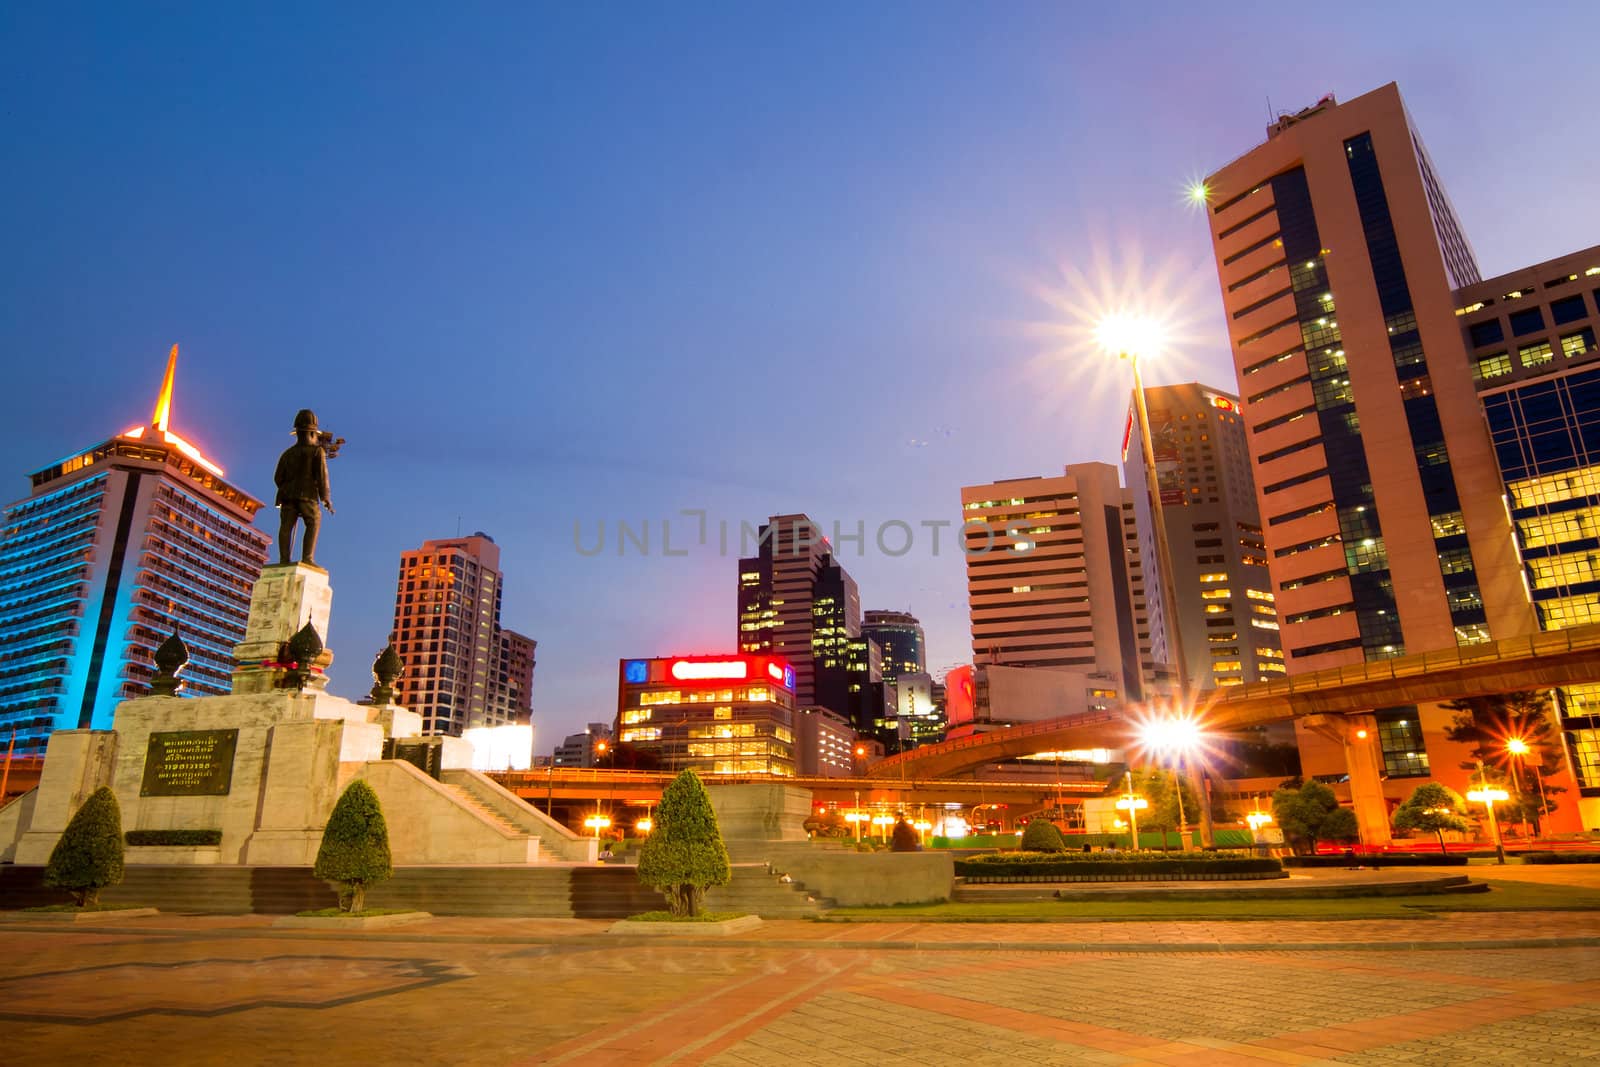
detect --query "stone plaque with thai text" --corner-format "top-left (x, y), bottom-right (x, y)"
top-left (140, 729), bottom-right (239, 796)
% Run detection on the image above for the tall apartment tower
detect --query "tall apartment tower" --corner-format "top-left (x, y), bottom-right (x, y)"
top-left (860, 609), bottom-right (927, 681)
top-left (737, 513), bottom-right (861, 714)
top-left (1459, 244), bottom-right (1600, 825)
top-left (960, 462), bottom-right (1152, 711)
top-left (0, 347), bottom-right (269, 754)
top-left (1200, 83), bottom-right (1535, 801)
top-left (391, 533), bottom-right (535, 735)
top-left (1122, 382), bottom-right (1283, 688)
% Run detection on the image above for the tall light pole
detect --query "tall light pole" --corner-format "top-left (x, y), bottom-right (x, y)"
top-left (1116, 770), bottom-right (1147, 850)
top-left (1098, 315), bottom-right (1212, 848)
top-left (1469, 758), bottom-right (1509, 865)
top-left (1507, 737), bottom-right (1547, 838)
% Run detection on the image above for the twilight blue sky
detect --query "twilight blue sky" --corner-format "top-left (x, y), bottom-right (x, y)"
top-left (5, 2), bottom-right (1599, 744)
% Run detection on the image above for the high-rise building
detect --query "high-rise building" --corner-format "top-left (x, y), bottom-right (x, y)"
top-left (490, 629), bottom-right (537, 723)
top-left (390, 532), bottom-right (536, 735)
top-left (1200, 83), bottom-right (1537, 814)
top-left (615, 653), bottom-right (798, 775)
top-left (860, 609), bottom-right (926, 681)
top-left (1460, 244), bottom-right (1600, 824)
top-left (0, 347), bottom-right (269, 755)
top-left (1122, 382), bottom-right (1284, 688)
top-left (959, 462), bottom-right (1152, 720)
top-left (553, 722), bottom-right (611, 768)
top-left (737, 514), bottom-right (860, 715)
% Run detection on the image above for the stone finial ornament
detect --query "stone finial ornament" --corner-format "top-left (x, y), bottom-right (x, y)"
top-left (149, 628), bottom-right (189, 696)
top-left (370, 642), bottom-right (404, 705)
top-left (284, 619), bottom-right (325, 692)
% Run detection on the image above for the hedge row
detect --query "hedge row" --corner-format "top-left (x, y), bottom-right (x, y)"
top-left (1282, 854), bottom-right (1467, 868)
top-left (125, 829), bottom-right (223, 847)
top-left (1521, 852), bottom-right (1600, 865)
top-left (954, 853), bottom-right (1281, 878)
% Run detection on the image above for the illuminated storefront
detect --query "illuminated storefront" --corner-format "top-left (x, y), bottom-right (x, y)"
top-left (615, 654), bottom-right (798, 775)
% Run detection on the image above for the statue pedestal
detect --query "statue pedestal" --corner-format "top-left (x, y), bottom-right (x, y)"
top-left (232, 563), bottom-right (334, 694)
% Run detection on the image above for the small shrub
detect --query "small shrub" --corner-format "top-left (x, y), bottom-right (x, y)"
top-left (637, 769), bottom-right (731, 917)
top-left (44, 787), bottom-right (125, 907)
top-left (125, 829), bottom-right (222, 847)
top-left (1020, 819), bottom-right (1067, 853)
top-left (1521, 852), bottom-right (1600, 865)
top-left (891, 816), bottom-right (920, 852)
top-left (954, 851), bottom-right (1279, 879)
top-left (314, 780), bottom-right (393, 913)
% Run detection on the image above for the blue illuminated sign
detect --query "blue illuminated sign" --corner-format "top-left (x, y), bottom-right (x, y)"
top-left (783, 665), bottom-right (795, 691)
top-left (624, 660), bottom-right (649, 684)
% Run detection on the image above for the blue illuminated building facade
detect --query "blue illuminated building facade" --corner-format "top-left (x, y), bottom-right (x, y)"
top-left (0, 349), bottom-right (268, 754)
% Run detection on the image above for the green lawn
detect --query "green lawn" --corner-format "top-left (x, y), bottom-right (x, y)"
top-left (822, 878), bottom-right (1600, 922)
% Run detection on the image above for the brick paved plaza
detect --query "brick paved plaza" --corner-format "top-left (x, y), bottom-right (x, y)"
top-left (3, 886), bottom-right (1599, 1066)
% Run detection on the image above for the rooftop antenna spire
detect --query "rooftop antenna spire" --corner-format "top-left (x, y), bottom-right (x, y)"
top-left (152, 343), bottom-right (178, 432)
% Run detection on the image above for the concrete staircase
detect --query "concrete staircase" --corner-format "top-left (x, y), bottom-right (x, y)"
top-left (437, 770), bottom-right (597, 863)
top-left (366, 867), bottom-right (580, 917)
top-left (707, 865), bottom-right (833, 918)
top-left (2, 857), bottom-right (833, 919)
top-left (438, 784), bottom-right (526, 837)
top-left (0, 864), bottom-right (337, 914)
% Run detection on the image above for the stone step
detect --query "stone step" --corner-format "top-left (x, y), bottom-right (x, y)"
top-left (1, 862), bottom-right (834, 919)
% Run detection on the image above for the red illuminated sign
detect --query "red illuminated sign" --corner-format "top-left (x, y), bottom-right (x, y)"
top-left (1209, 395), bottom-right (1235, 412)
top-left (669, 659), bottom-right (749, 681)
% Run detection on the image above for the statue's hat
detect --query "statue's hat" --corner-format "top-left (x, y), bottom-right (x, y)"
top-left (293, 409), bottom-right (319, 434)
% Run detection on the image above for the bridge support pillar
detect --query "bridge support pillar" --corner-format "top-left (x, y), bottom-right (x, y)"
top-left (1303, 713), bottom-right (1390, 847)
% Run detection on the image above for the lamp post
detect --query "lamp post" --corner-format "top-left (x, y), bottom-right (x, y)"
top-left (1115, 770), bottom-right (1147, 850)
top-left (1469, 759), bottom-right (1509, 865)
top-left (1140, 716), bottom-right (1199, 851)
top-left (1099, 315), bottom-right (1212, 848)
top-left (845, 811), bottom-right (867, 842)
top-left (583, 813), bottom-right (612, 840)
top-left (1507, 737), bottom-right (1545, 838)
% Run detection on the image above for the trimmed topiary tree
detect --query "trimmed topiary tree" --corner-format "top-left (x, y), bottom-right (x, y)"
top-left (314, 780), bottom-right (393, 913)
top-left (637, 769), bottom-right (731, 917)
top-left (44, 787), bottom-right (125, 907)
top-left (1020, 817), bottom-right (1067, 853)
top-left (1392, 782), bottom-right (1469, 854)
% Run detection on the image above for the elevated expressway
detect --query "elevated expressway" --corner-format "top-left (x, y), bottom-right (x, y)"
top-left (868, 624), bottom-right (1600, 842)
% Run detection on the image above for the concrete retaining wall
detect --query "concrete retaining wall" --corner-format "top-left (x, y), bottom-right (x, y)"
top-left (764, 847), bottom-right (954, 906)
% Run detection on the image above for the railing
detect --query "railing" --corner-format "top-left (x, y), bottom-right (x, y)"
top-left (869, 709), bottom-right (1122, 777)
top-left (1214, 622), bottom-right (1600, 705)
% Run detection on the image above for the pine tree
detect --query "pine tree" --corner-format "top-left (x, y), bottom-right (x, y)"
top-left (314, 780), bottom-right (393, 913)
top-left (44, 787), bottom-right (125, 907)
top-left (637, 769), bottom-right (731, 917)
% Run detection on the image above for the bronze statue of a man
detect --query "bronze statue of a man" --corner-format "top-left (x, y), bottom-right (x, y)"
top-left (274, 409), bottom-right (334, 566)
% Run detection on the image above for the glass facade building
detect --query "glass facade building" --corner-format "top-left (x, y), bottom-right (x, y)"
top-left (1468, 245), bottom-right (1600, 810)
